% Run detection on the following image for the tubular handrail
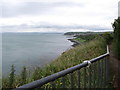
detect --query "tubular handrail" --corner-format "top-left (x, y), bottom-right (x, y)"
top-left (14, 46), bottom-right (109, 90)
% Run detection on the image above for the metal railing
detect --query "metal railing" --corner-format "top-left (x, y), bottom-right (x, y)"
top-left (14, 46), bottom-right (110, 89)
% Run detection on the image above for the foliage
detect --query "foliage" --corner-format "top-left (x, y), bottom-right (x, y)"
top-left (21, 66), bottom-right (27, 85)
top-left (32, 67), bottom-right (43, 80)
top-left (112, 17), bottom-right (120, 60)
top-left (64, 32), bottom-right (104, 35)
top-left (102, 32), bottom-right (113, 44)
top-left (75, 34), bottom-right (98, 42)
top-left (9, 65), bottom-right (15, 87)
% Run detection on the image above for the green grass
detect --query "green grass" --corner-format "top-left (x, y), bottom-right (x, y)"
top-left (2, 36), bottom-right (107, 88)
top-left (73, 33), bottom-right (100, 43)
top-left (74, 38), bottom-right (86, 42)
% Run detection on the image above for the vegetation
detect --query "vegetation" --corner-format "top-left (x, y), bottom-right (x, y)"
top-left (0, 78), bottom-right (1, 89)
top-left (66, 31), bottom-right (113, 43)
top-left (9, 65), bottom-right (15, 87)
top-left (64, 32), bottom-right (104, 35)
top-left (74, 37), bottom-right (86, 43)
top-left (2, 33), bottom-right (107, 88)
top-left (73, 34), bottom-right (98, 43)
top-left (21, 67), bottom-right (27, 85)
top-left (0, 69), bottom-right (1, 89)
top-left (112, 17), bottom-right (120, 60)
top-left (102, 32), bottom-right (113, 45)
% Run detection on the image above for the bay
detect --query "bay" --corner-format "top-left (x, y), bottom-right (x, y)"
top-left (2, 33), bottom-right (72, 76)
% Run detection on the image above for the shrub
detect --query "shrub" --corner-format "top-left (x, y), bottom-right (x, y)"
top-left (21, 66), bottom-right (27, 84)
top-left (9, 65), bottom-right (15, 87)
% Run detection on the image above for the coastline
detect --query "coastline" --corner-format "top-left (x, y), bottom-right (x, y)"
top-left (68, 39), bottom-right (80, 47)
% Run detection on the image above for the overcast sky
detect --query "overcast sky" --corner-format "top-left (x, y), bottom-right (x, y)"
top-left (0, 0), bottom-right (119, 32)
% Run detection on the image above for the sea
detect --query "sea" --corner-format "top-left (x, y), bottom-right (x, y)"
top-left (2, 33), bottom-right (73, 76)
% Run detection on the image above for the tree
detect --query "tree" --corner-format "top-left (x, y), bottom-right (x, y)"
top-left (112, 17), bottom-right (120, 60)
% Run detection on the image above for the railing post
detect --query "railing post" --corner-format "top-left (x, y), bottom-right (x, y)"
top-left (97, 61), bottom-right (100, 88)
top-left (93, 63), bottom-right (96, 88)
top-left (84, 67), bottom-right (86, 88)
top-left (101, 59), bottom-right (103, 88)
top-left (104, 57), bottom-right (106, 88)
top-left (77, 70), bottom-right (80, 88)
top-left (51, 81), bottom-right (55, 89)
top-left (62, 77), bottom-right (65, 88)
top-left (106, 55), bottom-right (110, 88)
top-left (88, 65), bottom-right (91, 88)
top-left (104, 56), bottom-right (109, 88)
top-left (70, 72), bottom-right (74, 89)
top-left (105, 56), bottom-right (108, 88)
top-left (100, 60), bottom-right (102, 88)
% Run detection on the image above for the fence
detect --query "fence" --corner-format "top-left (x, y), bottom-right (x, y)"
top-left (14, 46), bottom-right (110, 89)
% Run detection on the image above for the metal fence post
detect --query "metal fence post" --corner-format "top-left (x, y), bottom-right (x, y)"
top-left (62, 77), bottom-right (65, 88)
top-left (106, 55), bottom-right (110, 88)
top-left (97, 61), bottom-right (100, 88)
top-left (104, 56), bottom-right (107, 88)
top-left (84, 67), bottom-right (86, 88)
top-left (88, 66), bottom-right (91, 88)
top-left (70, 72), bottom-right (74, 89)
top-left (93, 63), bottom-right (96, 88)
top-left (51, 81), bottom-right (55, 89)
top-left (101, 59), bottom-right (103, 88)
top-left (77, 70), bottom-right (80, 88)
top-left (100, 60), bottom-right (102, 88)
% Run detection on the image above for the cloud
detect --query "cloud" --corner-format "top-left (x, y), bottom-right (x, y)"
top-left (0, 0), bottom-right (119, 32)
top-left (1, 24), bottom-right (111, 33)
top-left (1, 1), bottom-right (84, 18)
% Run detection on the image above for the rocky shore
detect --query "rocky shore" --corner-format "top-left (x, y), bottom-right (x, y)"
top-left (68, 39), bottom-right (80, 47)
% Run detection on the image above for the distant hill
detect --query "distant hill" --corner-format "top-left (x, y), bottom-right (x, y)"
top-left (64, 32), bottom-right (110, 36)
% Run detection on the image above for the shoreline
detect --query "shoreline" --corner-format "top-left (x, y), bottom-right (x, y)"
top-left (68, 39), bottom-right (80, 47)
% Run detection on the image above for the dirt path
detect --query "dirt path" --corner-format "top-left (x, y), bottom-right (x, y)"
top-left (109, 44), bottom-right (120, 89)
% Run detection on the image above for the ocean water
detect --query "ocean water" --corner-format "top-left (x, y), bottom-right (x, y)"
top-left (2, 33), bottom-right (72, 76)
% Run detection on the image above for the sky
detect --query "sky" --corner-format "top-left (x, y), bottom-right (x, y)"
top-left (0, 0), bottom-right (119, 32)
top-left (118, 1), bottom-right (120, 17)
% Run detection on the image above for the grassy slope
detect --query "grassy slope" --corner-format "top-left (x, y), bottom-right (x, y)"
top-left (47, 38), bottom-right (106, 72)
top-left (3, 36), bottom-right (106, 88)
